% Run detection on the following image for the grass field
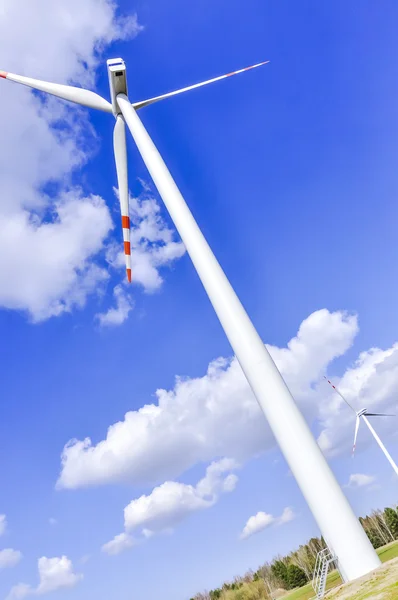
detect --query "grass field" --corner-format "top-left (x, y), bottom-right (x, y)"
top-left (281, 541), bottom-right (398, 600)
top-left (377, 541), bottom-right (398, 564)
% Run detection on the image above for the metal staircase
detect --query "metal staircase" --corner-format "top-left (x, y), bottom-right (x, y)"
top-left (312, 548), bottom-right (337, 599)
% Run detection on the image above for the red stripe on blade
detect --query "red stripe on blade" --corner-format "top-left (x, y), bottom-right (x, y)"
top-left (0, 71), bottom-right (8, 79)
top-left (121, 215), bottom-right (130, 229)
top-left (226, 61), bottom-right (268, 78)
top-left (124, 241), bottom-right (131, 255)
top-left (126, 268), bottom-right (132, 283)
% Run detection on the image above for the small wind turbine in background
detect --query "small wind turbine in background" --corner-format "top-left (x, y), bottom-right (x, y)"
top-left (324, 376), bottom-right (398, 476)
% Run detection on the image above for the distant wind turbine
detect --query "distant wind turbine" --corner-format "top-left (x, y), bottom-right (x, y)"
top-left (1, 57), bottom-right (381, 581)
top-left (324, 377), bottom-right (398, 476)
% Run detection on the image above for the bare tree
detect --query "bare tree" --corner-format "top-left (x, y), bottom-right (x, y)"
top-left (307, 537), bottom-right (324, 560)
top-left (242, 569), bottom-right (255, 583)
top-left (377, 509), bottom-right (395, 542)
top-left (290, 545), bottom-right (313, 579)
top-left (191, 593), bottom-right (211, 600)
top-left (370, 510), bottom-right (392, 544)
top-left (255, 561), bottom-right (282, 594)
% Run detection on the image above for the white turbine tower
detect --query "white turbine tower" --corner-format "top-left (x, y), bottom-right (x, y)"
top-left (1, 58), bottom-right (381, 582)
top-left (324, 377), bottom-right (398, 476)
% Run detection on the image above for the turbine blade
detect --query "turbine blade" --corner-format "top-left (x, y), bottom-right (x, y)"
top-left (362, 415), bottom-right (398, 476)
top-left (352, 416), bottom-right (360, 456)
top-left (132, 60), bottom-right (269, 110)
top-left (323, 376), bottom-right (356, 412)
top-left (366, 413), bottom-right (395, 417)
top-left (1, 70), bottom-right (112, 113)
top-left (113, 115), bottom-right (132, 283)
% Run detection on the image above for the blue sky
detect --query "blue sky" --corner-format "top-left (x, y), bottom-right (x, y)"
top-left (1, 1), bottom-right (398, 599)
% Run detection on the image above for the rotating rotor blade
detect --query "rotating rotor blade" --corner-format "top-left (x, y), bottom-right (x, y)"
top-left (113, 115), bottom-right (132, 283)
top-left (132, 60), bottom-right (269, 110)
top-left (352, 416), bottom-right (361, 456)
top-left (323, 376), bottom-right (356, 412)
top-left (0, 70), bottom-right (112, 113)
top-left (366, 413), bottom-right (395, 417)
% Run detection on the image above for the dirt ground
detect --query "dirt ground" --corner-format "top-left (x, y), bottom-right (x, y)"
top-left (326, 557), bottom-right (398, 600)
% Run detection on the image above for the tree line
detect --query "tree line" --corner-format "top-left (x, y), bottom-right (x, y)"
top-left (190, 504), bottom-right (398, 600)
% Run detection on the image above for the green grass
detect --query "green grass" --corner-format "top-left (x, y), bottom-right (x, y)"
top-left (281, 541), bottom-right (398, 600)
top-left (377, 541), bottom-right (398, 563)
top-left (280, 571), bottom-right (341, 600)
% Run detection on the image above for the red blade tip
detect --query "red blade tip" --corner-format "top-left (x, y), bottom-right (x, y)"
top-left (0, 71), bottom-right (8, 79)
top-left (126, 269), bottom-right (132, 283)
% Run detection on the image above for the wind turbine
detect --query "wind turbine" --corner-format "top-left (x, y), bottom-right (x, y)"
top-left (1, 58), bottom-right (381, 582)
top-left (324, 377), bottom-right (398, 476)
top-left (1, 59), bottom-right (267, 282)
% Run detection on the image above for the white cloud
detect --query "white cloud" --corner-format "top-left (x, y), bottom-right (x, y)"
top-left (279, 506), bottom-right (295, 524)
top-left (57, 309), bottom-right (358, 489)
top-left (103, 459), bottom-right (237, 554)
top-left (240, 512), bottom-right (275, 539)
top-left (0, 0), bottom-right (142, 320)
top-left (240, 506), bottom-right (295, 540)
top-left (6, 584), bottom-right (32, 600)
top-left (0, 1), bottom-right (141, 86)
top-left (35, 555), bottom-right (81, 594)
top-left (345, 474), bottom-right (376, 488)
top-left (124, 480), bottom-right (209, 533)
top-left (6, 556), bottom-right (82, 599)
top-left (106, 188), bottom-right (186, 293)
top-left (96, 284), bottom-right (133, 327)
top-left (124, 458), bottom-right (237, 534)
top-left (194, 458), bottom-right (239, 499)
top-left (0, 514), bottom-right (7, 536)
top-left (101, 533), bottom-right (136, 556)
top-left (0, 193), bottom-right (112, 321)
top-left (0, 549), bottom-right (22, 569)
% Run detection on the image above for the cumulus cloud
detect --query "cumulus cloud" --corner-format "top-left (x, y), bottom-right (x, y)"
top-left (6, 556), bottom-right (82, 599)
top-left (240, 507), bottom-right (295, 540)
top-left (123, 458), bottom-right (238, 534)
top-left (0, 0), bottom-right (142, 320)
top-left (102, 459), bottom-right (237, 554)
top-left (0, 514), bottom-right (6, 536)
top-left (240, 512), bottom-right (274, 540)
top-left (279, 506), bottom-right (296, 524)
top-left (6, 584), bottom-right (32, 600)
top-left (57, 309), bottom-right (358, 489)
top-left (101, 532), bottom-right (136, 556)
top-left (0, 549), bottom-right (22, 569)
top-left (0, 1), bottom-right (141, 86)
top-left (0, 193), bottom-right (112, 321)
top-left (345, 474), bottom-right (377, 488)
top-left (96, 284), bottom-right (133, 327)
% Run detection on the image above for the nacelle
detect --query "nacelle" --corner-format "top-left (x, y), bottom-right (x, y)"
top-left (107, 58), bottom-right (128, 115)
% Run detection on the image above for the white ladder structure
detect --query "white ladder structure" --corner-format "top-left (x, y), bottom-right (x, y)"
top-left (312, 548), bottom-right (337, 599)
